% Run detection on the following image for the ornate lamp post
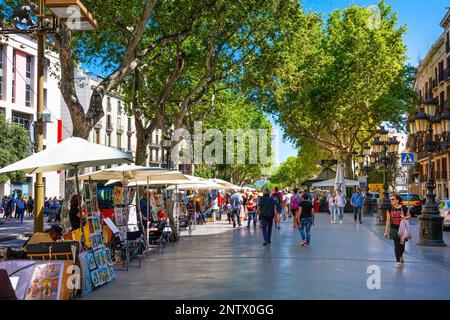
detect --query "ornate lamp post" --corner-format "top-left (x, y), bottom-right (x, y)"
top-left (358, 145), bottom-right (377, 215)
top-left (412, 103), bottom-right (447, 246)
top-left (1, 1), bottom-right (97, 233)
top-left (161, 129), bottom-right (173, 169)
top-left (371, 127), bottom-right (400, 226)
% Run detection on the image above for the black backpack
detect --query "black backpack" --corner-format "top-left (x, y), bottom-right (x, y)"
top-left (259, 196), bottom-right (274, 219)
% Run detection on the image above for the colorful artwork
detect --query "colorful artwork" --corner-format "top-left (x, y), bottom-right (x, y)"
top-left (118, 226), bottom-right (127, 241)
top-left (90, 270), bottom-right (100, 288)
top-left (91, 196), bottom-right (98, 214)
top-left (88, 251), bottom-right (97, 270)
top-left (99, 249), bottom-right (107, 268)
top-left (93, 249), bottom-right (103, 268)
top-left (96, 233), bottom-right (103, 247)
top-left (89, 182), bottom-right (98, 201)
top-left (105, 247), bottom-right (113, 266)
top-left (98, 268), bottom-right (107, 285)
top-left (127, 188), bottom-right (136, 205)
top-left (114, 207), bottom-right (125, 226)
top-left (78, 252), bottom-right (93, 294)
top-left (25, 262), bottom-right (63, 300)
top-left (89, 233), bottom-right (98, 249)
top-left (91, 216), bottom-right (101, 233)
top-left (114, 186), bottom-right (123, 205)
top-left (86, 200), bottom-right (92, 216)
top-left (83, 182), bottom-right (91, 200)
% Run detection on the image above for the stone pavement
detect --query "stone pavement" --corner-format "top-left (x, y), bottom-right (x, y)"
top-left (83, 212), bottom-right (450, 300)
top-left (0, 215), bottom-right (53, 248)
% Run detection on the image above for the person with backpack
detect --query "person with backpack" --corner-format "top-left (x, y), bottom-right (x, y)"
top-left (17, 197), bottom-right (26, 223)
top-left (350, 188), bottom-right (364, 224)
top-left (256, 188), bottom-right (277, 246)
top-left (246, 194), bottom-right (257, 228)
top-left (271, 186), bottom-right (283, 230)
top-left (298, 193), bottom-right (315, 246)
top-left (291, 188), bottom-right (301, 228)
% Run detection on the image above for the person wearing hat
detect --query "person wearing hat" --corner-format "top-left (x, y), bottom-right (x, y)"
top-left (25, 225), bottom-right (63, 245)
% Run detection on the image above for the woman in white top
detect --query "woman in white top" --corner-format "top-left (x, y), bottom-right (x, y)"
top-left (328, 191), bottom-right (338, 224)
top-left (336, 190), bottom-right (346, 224)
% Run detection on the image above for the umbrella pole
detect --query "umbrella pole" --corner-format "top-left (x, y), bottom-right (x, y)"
top-left (74, 165), bottom-right (85, 251)
top-left (146, 177), bottom-right (149, 251)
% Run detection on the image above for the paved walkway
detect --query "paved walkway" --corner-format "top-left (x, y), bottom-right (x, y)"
top-left (0, 216), bottom-right (53, 248)
top-left (83, 212), bottom-right (450, 300)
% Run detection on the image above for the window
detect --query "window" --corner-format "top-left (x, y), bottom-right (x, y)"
top-left (149, 149), bottom-right (153, 162)
top-left (128, 117), bottom-right (132, 131)
top-left (12, 51), bottom-right (16, 103)
top-left (155, 133), bottom-right (159, 145)
top-left (25, 55), bottom-right (32, 107)
top-left (43, 88), bottom-right (47, 109)
top-left (11, 111), bottom-right (32, 131)
top-left (118, 101), bottom-right (122, 114)
top-left (106, 133), bottom-right (111, 146)
top-left (117, 134), bottom-right (122, 149)
top-left (106, 97), bottom-right (111, 111)
top-left (0, 46), bottom-right (3, 100)
top-left (127, 135), bottom-right (131, 151)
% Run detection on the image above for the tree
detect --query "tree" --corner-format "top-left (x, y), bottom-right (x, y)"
top-left (189, 88), bottom-right (272, 183)
top-left (129, 0), bottom-right (302, 166)
top-left (270, 142), bottom-right (326, 188)
top-left (245, 1), bottom-right (417, 178)
top-left (0, 115), bottom-right (31, 184)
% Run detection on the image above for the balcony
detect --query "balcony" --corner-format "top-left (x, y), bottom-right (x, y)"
top-left (116, 125), bottom-right (124, 134)
top-left (445, 69), bottom-right (450, 82)
top-left (106, 122), bottom-right (114, 132)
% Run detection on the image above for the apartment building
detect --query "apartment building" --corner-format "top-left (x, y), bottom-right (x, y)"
top-left (0, 34), bottom-right (62, 198)
top-left (407, 9), bottom-right (450, 199)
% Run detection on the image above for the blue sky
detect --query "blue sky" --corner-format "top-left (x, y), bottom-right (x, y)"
top-left (275, 0), bottom-right (450, 164)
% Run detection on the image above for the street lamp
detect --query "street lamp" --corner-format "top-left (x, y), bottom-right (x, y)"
top-left (371, 127), bottom-right (400, 226)
top-left (1, 0), bottom-right (97, 233)
top-left (411, 105), bottom-right (446, 246)
top-left (358, 147), bottom-right (377, 216)
top-left (161, 129), bottom-right (173, 169)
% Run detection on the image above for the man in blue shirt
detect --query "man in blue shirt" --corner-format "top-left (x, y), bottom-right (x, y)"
top-left (350, 188), bottom-right (364, 224)
top-left (230, 190), bottom-right (243, 228)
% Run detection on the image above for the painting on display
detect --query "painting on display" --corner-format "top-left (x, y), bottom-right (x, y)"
top-left (93, 249), bottom-right (103, 268)
top-left (114, 207), bottom-right (126, 226)
top-left (90, 270), bottom-right (100, 288)
top-left (88, 251), bottom-right (97, 271)
top-left (114, 186), bottom-right (123, 206)
top-left (89, 233), bottom-right (98, 249)
top-left (78, 252), bottom-right (93, 295)
top-left (83, 182), bottom-right (91, 200)
top-left (25, 262), bottom-right (64, 300)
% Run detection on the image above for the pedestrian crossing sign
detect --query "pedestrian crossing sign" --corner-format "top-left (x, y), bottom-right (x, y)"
top-left (401, 153), bottom-right (415, 166)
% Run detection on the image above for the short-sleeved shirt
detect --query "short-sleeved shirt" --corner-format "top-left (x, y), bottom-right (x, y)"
top-left (230, 193), bottom-right (242, 210)
top-left (388, 205), bottom-right (408, 231)
top-left (258, 195), bottom-right (275, 220)
top-left (299, 200), bottom-right (313, 218)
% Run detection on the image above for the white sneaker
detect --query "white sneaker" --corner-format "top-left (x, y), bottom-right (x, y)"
top-left (331, 220), bottom-right (334, 224)
top-left (396, 262), bottom-right (402, 268)
top-left (340, 220), bottom-right (342, 224)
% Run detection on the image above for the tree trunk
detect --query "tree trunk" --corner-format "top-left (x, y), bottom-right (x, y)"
top-left (344, 155), bottom-right (354, 180)
top-left (135, 123), bottom-right (150, 166)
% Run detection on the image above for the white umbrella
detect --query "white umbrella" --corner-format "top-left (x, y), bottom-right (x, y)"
top-left (0, 137), bottom-right (132, 174)
top-left (311, 178), bottom-right (360, 188)
top-left (166, 181), bottom-right (226, 190)
top-left (212, 178), bottom-right (240, 190)
top-left (105, 174), bottom-right (202, 187)
top-left (0, 137), bottom-right (133, 238)
top-left (72, 165), bottom-right (174, 181)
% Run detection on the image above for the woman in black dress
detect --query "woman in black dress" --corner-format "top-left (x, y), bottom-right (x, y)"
top-left (69, 194), bottom-right (83, 231)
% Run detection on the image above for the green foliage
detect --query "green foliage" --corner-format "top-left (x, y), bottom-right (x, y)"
top-left (245, 0), bottom-right (417, 167)
top-left (0, 114), bottom-right (31, 184)
top-left (270, 142), bottom-right (325, 188)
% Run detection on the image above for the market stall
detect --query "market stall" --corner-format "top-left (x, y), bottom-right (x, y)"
top-left (0, 138), bottom-right (133, 299)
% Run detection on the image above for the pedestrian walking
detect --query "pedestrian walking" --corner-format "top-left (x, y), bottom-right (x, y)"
top-left (271, 186), bottom-right (283, 230)
top-left (336, 190), bottom-right (346, 224)
top-left (298, 193), bottom-right (315, 246)
top-left (17, 197), bottom-right (26, 223)
top-left (384, 194), bottom-right (411, 268)
top-left (26, 196), bottom-right (34, 218)
top-left (230, 189), bottom-right (243, 228)
top-left (350, 188), bottom-right (363, 224)
top-left (246, 194), bottom-right (257, 228)
top-left (256, 188), bottom-right (276, 246)
top-left (328, 191), bottom-right (338, 224)
top-left (285, 190), bottom-right (292, 218)
top-left (291, 188), bottom-right (301, 228)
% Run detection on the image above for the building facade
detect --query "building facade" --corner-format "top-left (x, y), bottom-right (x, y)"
top-left (0, 34), bottom-right (62, 198)
top-left (407, 9), bottom-right (450, 200)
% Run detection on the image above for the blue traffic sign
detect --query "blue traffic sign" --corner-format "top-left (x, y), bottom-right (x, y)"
top-left (401, 153), bottom-right (415, 166)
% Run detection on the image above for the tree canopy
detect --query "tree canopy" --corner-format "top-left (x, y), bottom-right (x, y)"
top-left (0, 115), bottom-right (31, 184)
